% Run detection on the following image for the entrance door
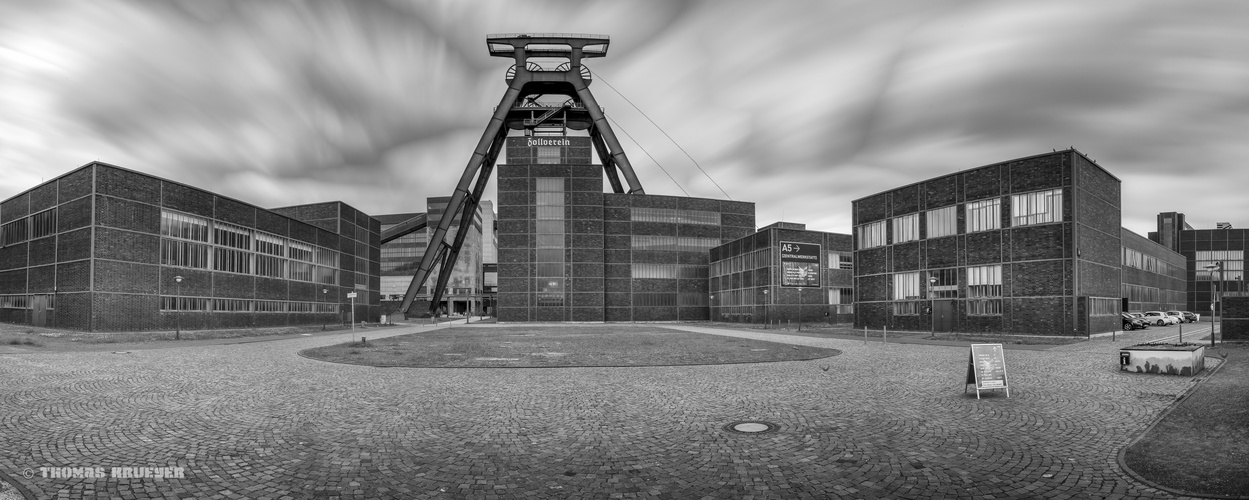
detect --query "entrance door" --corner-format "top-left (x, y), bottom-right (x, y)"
top-left (933, 299), bottom-right (954, 332)
top-left (31, 295), bottom-right (48, 327)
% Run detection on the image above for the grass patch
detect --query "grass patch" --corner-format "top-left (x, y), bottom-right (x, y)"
top-left (1123, 343), bottom-right (1249, 496)
top-left (300, 325), bottom-right (840, 368)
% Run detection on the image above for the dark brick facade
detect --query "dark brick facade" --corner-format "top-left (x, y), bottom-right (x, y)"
top-left (709, 224), bottom-right (854, 326)
top-left (0, 162), bottom-right (380, 331)
top-left (852, 149), bottom-right (1132, 336)
top-left (496, 137), bottom-right (754, 322)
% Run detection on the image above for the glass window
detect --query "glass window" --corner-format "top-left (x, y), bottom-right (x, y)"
top-left (858, 220), bottom-right (886, 249)
top-left (926, 206), bottom-right (957, 239)
top-left (536, 146), bottom-right (561, 164)
top-left (161, 240), bottom-right (210, 269)
top-left (967, 265), bottom-right (1002, 297)
top-left (892, 213), bottom-right (919, 243)
top-left (1088, 297), bottom-right (1119, 316)
top-left (536, 177), bottom-right (565, 307)
top-left (927, 268), bottom-right (958, 298)
top-left (630, 208), bottom-right (721, 226)
top-left (965, 198), bottom-right (1001, 233)
top-left (1195, 250), bottom-right (1244, 281)
top-left (1, 219), bottom-right (28, 246)
top-left (1011, 189), bottom-right (1063, 226)
top-left (160, 211), bottom-right (209, 242)
top-left (29, 209), bottom-right (56, 240)
top-left (892, 272), bottom-right (920, 300)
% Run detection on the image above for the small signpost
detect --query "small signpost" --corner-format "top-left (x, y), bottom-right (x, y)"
top-left (965, 343), bottom-right (1010, 399)
top-left (346, 291), bottom-right (357, 342)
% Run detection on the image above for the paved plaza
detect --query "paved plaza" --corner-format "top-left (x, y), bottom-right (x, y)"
top-left (0, 323), bottom-right (1221, 499)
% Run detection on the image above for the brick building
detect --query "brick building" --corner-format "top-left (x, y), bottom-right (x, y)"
top-left (496, 136), bottom-right (754, 322)
top-left (709, 222), bottom-right (853, 326)
top-left (1149, 212), bottom-right (1248, 315)
top-left (0, 162), bottom-right (380, 331)
top-left (1120, 228), bottom-right (1186, 313)
top-left (852, 149), bottom-right (1128, 336)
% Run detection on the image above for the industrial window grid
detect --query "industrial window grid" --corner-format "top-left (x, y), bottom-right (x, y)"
top-left (629, 207), bottom-right (721, 226)
top-left (965, 198), bottom-right (1001, 233)
top-left (160, 209), bottom-right (340, 285)
top-left (1088, 297), bottom-right (1120, 316)
top-left (631, 264), bottom-right (708, 280)
top-left (967, 264), bottom-right (1003, 316)
top-left (827, 288), bottom-right (854, 315)
top-left (536, 146), bottom-right (561, 164)
top-left (858, 220), bottom-right (886, 249)
top-left (892, 272), bottom-right (921, 316)
top-left (926, 205), bottom-right (957, 239)
top-left (1122, 247), bottom-right (1183, 279)
top-left (535, 178), bottom-right (565, 308)
top-left (160, 296), bottom-right (338, 313)
top-left (632, 293), bottom-right (709, 308)
top-left (711, 248), bottom-right (771, 277)
top-left (1122, 283), bottom-right (1161, 307)
top-left (828, 251), bottom-right (853, 270)
top-left (1011, 188), bottom-right (1063, 227)
top-left (1195, 250), bottom-right (1244, 281)
top-left (631, 235), bottom-right (721, 252)
top-left (927, 268), bottom-right (959, 298)
top-left (0, 294), bottom-right (54, 309)
top-left (892, 213), bottom-right (920, 244)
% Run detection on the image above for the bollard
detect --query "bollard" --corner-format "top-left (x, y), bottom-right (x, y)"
top-left (361, 336), bottom-right (367, 345)
top-left (864, 326), bottom-right (867, 345)
top-left (884, 325), bottom-right (888, 344)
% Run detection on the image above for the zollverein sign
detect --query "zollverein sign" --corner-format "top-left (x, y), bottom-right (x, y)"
top-left (779, 241), bottom-right (821, 288)
top-left (965, 343), bottom-right (1010, 399)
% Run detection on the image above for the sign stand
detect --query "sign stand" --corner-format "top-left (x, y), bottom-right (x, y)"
top-left (964, 343), bottom-right (1009, 399)
top-left (346, 291), bottom-right (358, 343)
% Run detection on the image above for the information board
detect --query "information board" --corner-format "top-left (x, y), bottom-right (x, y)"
top-left (779, 241), bottom-right (821, 288)
top-left (964, 343), bottom-right (1010, 398)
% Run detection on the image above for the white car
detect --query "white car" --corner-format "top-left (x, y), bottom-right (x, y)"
top-left (1143, 311), bottom-right (1180, 326)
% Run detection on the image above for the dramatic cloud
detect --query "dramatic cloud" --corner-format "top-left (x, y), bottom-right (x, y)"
top-left (3, 0), bottom-right (1248, 236)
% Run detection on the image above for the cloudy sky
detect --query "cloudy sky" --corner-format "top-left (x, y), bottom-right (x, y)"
top-left (3, 0), bottom-right (1248, 236)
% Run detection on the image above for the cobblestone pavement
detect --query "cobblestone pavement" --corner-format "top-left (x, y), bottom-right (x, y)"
top-left (0, 323), bottom-right (1221, 499)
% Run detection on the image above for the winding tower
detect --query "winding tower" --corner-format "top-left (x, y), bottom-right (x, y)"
top-left (396, 33), bottom-right (645, 316)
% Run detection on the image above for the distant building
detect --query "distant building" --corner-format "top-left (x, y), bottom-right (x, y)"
top-left (1149, 212), bottom-right (1247, 314)
top-left (496, 137), bottom-right (754, 322)
top-left (709, 222), bottom-right (853, 325)
top-left (851, 149), bottom-right (1174, 336)
top-left (0, 162), bottom-right (380, 331)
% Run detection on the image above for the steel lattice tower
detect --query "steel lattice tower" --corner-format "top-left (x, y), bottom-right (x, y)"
top-left (395, 33), bottom-right (644, 317)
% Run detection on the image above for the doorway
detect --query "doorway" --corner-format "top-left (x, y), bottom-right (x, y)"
top-left (31, 294), bottom-right (48, 327)
top-left (932, 299), bottom-right (954, 332)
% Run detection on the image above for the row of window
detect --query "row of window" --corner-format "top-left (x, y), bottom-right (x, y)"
top-left (1194, 250), bottom-right (1245, 281)
top-left (1122, 247), bottom-right (1183, 278)
top-left (892, 299), bottom-right (1001, 316)
top-left (0, 294), bottom-right (52, 309)
top-left (0, 208), bottom-right (57, 247)
top-left (160, 209), bottom-right (344, 285)
top-left (859, 188), bottom-right (1064, 249)
top-left (891, 265), bottom-right (1003, 300)
top-left (159, 297), bottom-right (340, 313)
top-left (630, 207), bottom-right (721, 226)
top-left (710, 287), bottom-right (853, 307)
top-left (711, 250), bottom-right (852, 278)
top-left (631, 235), bottom-right (722, 252)
top-left (632, 264), bottom-right (709, 280)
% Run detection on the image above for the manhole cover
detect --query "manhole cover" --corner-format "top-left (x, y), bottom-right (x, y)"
top-left (724, 421), bottom-right (778, 434)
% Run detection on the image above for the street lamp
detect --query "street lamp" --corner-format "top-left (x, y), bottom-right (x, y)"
top-left (762, 289), bottom-right (769, 329)
top-left (174, 275), bottom-right (183, 340)
top-left (928, 276), bottom-right (938, 334)
top-left (1204, 262), bottom-right (1223, 348)
top-left (322, 288), bottom-right (328, 330)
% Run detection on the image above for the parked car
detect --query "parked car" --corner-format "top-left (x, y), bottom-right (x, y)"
top-left (1127, 312), bottom-right (1149, 326)
top-left (1122, 313), bottom-right (1147, 331)
top-left (1181, 311), bottom-right (1200, 322)
top-left (1143, 311), bottom-right (1180, 326)
top-left (1166, 310), bottom-right (1194, 323)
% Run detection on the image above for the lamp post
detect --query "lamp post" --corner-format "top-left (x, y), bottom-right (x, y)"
top-left (322, 288), bottom-right (328, 330)
top-left (929, 276), bottom-right (938, 334)
top-left (762, 288), bottom-right (769, 329)
top-left (1205, 262), bottom-right (1223, 348)
top-left (174, 275), bottom-right (183, 340)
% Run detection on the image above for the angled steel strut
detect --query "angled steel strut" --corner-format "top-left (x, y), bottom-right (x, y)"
top-left (399, 33), bottom-right (644, 317)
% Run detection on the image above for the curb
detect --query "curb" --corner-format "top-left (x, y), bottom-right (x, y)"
top-left (1116, 356), bottom-right (1248, 499)
top-left (0, 469), bottom-right (35, 500)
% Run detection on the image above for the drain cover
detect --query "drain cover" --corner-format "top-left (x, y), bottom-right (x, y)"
top-left (724, 421), bottom-right (778, 434)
